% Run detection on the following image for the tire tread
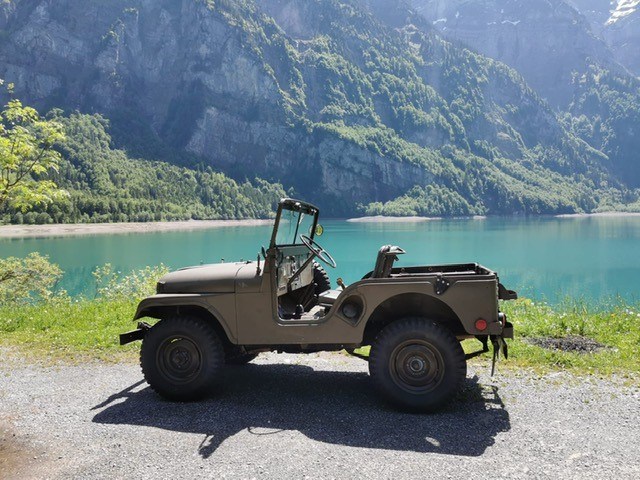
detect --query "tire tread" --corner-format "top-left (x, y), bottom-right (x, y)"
top-left (369, 317), bottom-right (466, 412)
top-left (140, 315), bottom-right (224, 401)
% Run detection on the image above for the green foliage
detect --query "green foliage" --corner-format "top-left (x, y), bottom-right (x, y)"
top-left (93, 263), bottom-right (170, 300)
top-left (0, 296), bottom-right (139, 361)
top-left (363, 185), bottom-right (480, 217)
top-left (567, 66), bottom-right (640, 187)
top-left (1, 111), bottom-right (287, 224)
top-left (0, 254), bottom-right (169, 360)
top-left (0, 252), bottom-right (63, 303)
top-left (0, 90), bottom-right (68, 212)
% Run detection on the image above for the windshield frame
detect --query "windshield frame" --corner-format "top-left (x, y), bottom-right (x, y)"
top-left (269, 198), bottom-right (320, 248)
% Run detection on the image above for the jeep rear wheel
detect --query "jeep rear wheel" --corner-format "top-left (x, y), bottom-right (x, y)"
top-left (140, 316), bottom-right (224, 401)
top-left (369, 318), bottom-right (466, 412)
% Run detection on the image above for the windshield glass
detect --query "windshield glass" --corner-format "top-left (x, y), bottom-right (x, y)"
top-left (275, 209), bottom-right (315, 246)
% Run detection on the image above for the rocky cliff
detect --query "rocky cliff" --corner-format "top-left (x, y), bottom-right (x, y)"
top-left (570, 0), bottom-right (640, 76)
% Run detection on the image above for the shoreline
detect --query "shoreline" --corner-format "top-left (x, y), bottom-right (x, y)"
top-left (346, 215), bottom-right (437, 223)
top-left (2, 211), bottom-right (640, 239)
top-left (554, 212), bottom-right (640, 218)
top-left (0, 219), bottom-right (274, 239)
top-left (347, 215), bottom-right (485, 223)
top-left (348, 211), bottom-right (640, 223)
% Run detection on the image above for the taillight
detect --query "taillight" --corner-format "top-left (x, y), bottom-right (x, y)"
top-left (475, 318), bottom-right (487, 331)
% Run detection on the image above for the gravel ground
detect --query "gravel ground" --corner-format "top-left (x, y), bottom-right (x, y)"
top-left (1, 351), bottom-right (639, 479)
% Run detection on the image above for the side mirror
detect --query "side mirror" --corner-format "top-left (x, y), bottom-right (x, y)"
top-left (315, 224), bottom-right (324, 236)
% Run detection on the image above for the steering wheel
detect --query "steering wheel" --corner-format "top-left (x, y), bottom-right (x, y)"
top-left (300, 234), bottom-right (337, 268)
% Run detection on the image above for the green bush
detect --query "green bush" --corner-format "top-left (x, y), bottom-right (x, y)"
top-left (93, 263), bottom-right (170, 300)
top-left (0, 252), bottom-right (63, 303)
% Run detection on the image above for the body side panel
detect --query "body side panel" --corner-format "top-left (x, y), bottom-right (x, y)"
top-left (234, 274), bottom-right (500, 345)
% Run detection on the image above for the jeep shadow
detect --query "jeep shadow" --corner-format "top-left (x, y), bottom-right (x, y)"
top-left (92, 362), bottom-right (510, 458)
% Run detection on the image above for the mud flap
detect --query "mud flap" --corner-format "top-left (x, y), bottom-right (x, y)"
top-left (490, 335), bottom-right (509, 376)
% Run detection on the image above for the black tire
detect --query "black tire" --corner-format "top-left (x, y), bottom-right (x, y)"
top-left (140, 316), bottom-right (224, 401)
top-left (369, 317), bottom-right (466, 412)
top-left (225, 349), bottom-right (259, 365)
top-left (313, 262), bottom-right (331, 294)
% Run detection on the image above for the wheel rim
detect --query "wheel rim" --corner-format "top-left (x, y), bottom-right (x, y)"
top-left (157, 336), bottom-right (203, 384)
top-left (389, 340), bottom-right (445, 394)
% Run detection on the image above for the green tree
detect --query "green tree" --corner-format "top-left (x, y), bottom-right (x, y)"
top-left (0, 83), bottom-right (67, 212)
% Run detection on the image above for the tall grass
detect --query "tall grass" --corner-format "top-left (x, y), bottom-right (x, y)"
top-left (499, 298), bottom-right (640, 375)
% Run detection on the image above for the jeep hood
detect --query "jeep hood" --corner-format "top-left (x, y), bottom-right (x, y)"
top-left (157, 262), bottom-right (254, 294)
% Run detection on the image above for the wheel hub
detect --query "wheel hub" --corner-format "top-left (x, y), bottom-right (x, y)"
top-left (390, 341), bottom-right (445, 393)
top-left (170, 348), bottom-right (192, 369)
top-left (158, 337), bottom-right (202, 383)
top-left (406, 355), bottom-right (427, 375)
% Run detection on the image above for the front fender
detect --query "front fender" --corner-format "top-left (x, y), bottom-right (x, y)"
top-left (132, 293), bottom-right (237, 344)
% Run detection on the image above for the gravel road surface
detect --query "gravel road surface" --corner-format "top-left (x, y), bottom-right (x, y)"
top-left (1, 351), bottom-right (639, 479)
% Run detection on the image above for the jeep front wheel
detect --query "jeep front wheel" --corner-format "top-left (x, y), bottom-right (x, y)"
top-left (369, 318), bottom-right (466, 412)
top-left (140, 316), bottom-right (224, 401)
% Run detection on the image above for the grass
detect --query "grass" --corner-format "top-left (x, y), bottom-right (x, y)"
top-left (1, 297), bottom-right (639, 376)
top-left (0, 297), bottom-right (141, 363)
top-left (499, 298), bottom-right (640, 376)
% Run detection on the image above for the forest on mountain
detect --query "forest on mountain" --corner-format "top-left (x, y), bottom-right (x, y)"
top-left (1, 111), bottom-right (286, 224)
top-left (1, 0), bottom-right (639, 222)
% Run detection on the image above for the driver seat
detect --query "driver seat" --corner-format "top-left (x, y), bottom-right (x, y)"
top-left (318, 245), bottom-right (405, 308)
top-left (372, 245), bottom-right (404, 278)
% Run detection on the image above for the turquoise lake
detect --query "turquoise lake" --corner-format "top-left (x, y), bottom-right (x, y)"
top-left (1, 216), bottom-right (639, 305)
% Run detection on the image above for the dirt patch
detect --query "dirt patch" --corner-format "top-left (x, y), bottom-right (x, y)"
top-left (527, 335), bottom-right (608, 353)
top-left (0, 418), bottom-right (60, 479)
top-left (0, 421), bottom-right (31, 477)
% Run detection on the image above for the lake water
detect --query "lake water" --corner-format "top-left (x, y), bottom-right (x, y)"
top-left (1, 216), bottom-right (639, 305)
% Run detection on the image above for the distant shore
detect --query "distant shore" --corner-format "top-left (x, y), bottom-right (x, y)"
top-left (0, 219), bottom-right (274, 239)
top-left (346, 215), bottom-right (486, 223)
top-left (347, 215), bottom-right (436, 223)
top-left (348, 212), bottom-right (640, 223)
top-left (554, 212), bottom-right (640, 218)
top-left (2, 211), bottom-right (640, 239)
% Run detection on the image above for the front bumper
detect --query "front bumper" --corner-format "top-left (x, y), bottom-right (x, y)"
top-left (119, 321), bottom-right (151, 345)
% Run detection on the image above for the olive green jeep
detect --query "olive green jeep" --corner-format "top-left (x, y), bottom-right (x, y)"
top-left (121, 198), bottom-right (516, 412)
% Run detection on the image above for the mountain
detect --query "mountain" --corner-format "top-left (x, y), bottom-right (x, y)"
top-left (409, 0), bottom-right (623, 107)
top-left (0, 0), bottom-right (638, 219)
top-left (570, 0), bottom-right (640, 76)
